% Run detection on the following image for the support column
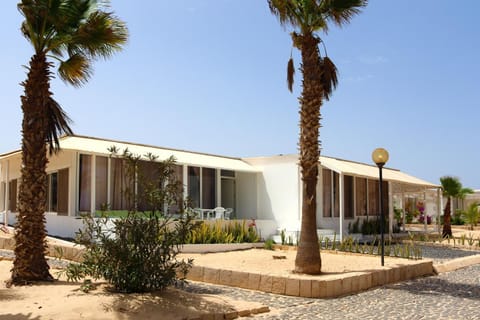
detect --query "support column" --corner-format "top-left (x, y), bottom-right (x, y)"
top-left (423, 189), bottom-right (428, 232)
top-left (216, 169), bottom-right (221, 207)
top-left (437, 188), bottom-right (443, 234)
top-left (107, 157), bottom-right (111, 207)
top-left (339, 173), bottom-right (344, 242)
top-left (90, 155), bottom-right (96, 214)
top-left (402, 192), bottom-right (406, 232)
top-left (183, 165), bottom-right (188, 202)
top-left (5, 160), bottom-right (9, 227)
top-left (388, 181), bottom-right (393, 240)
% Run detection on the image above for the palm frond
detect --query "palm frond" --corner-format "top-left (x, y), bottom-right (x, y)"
top-left (440, 176), bottom-right (463, 197)
top-left (321, 56), bottom-right (338, 100)
top-left (322, 0), bottom-right (368, 27)
top-left (45, 97), bottom-right (73, 154)
top-left (287, 56), bottom-right (295, 92)
top-left (58, 54), bottom-right (92, 86)
top-left (73, 11), bottom-right (128, 59)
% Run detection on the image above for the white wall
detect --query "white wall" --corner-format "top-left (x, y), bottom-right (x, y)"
top-left (0, 212), bottom-right (84, 239)
top-left (245, 156), bottom-right (300, 234)
top-left (235, 172), bottom-right (258, 220)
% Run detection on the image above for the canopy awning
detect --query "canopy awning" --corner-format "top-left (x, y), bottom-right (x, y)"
top-left (320, 156), bottom-right (439, 191)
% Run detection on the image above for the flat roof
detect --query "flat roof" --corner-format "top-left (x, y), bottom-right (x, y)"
top-left (0, 135), bottom-right (259, 173)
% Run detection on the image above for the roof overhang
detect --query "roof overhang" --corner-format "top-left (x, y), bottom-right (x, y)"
top-left (1, 135), bottom-right (259, 173)
top-left (320, 156), bottom-right (439, 192)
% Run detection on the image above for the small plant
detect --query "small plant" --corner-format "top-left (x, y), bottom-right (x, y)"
top-left (414, 246), bottom-right (423, 260)
top-left (349, 218), bottom-right (361, 234)
top-left (53, 246), bottom-right (65, 261)
top-left (287, 235), bottom-right (294, 246)
top-left (460, 234), bottom-right (466, 246)
top-left (280, 229), bottom-right (286, 245)
top-left (324, 237), bottom-right (330, 250)
top-left (402, 244), bottom-right (410, 259)
top-left (264, 239), bottom-right (275, 250)
top-left (317, 234), bottom-right (324, 247)
top-left (362, 243), bottom-right (368, 254)
top-left (331, 232), bottom-right (337, 250)
top-left (393, 245), bottom-right (401, 257)
top-left (368, 236), bottom-right (377, 255)
top-left (385, 243), bottom-right (391, 257)
top-left (467, 234), bottom-right (475, 246)
top-left (80, 279), bottom-right (96, 293)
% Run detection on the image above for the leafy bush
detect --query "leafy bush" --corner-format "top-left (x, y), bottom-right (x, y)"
top-left (63, 149), bottom-right (195, 293)
top-left (460, 202), bottom-right (480, 230)
top-left (451, 212), bottom-right (465, 225)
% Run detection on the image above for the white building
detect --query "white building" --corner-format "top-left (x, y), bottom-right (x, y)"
top-left (0, 135), bottom-right (440, 239)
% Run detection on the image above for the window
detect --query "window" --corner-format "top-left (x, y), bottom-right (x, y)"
top-left (110, 157), bottom-right (132, 211)
top-left (202, 168), bottom-right (216, 209)
top-left (322, 169), bottom-right (332, 217)
top-left (368, 179), bottom-right (379, 216)
top-left (188, 166), bottom-right (200, 208)
top-left (333, 172), bottom-right (340, 217)
top-left (355, 177), bottom-right (367, 216)
top-left (344, 175), bottom-right (354, 219)
top-left (47, 169), bottom-right (69, 215)
top-left (47, 172), bottom-right (58, 212)
top-left (79, 154), bottom-right (92, 212)
top-left (95, 156), bottom-right (108, 211)
top-left (382, 180), bottom-right (389, 215)
top-left (8, 179), bottom-right (17, 212)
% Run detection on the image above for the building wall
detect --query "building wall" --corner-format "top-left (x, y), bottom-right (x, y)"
top-left (235, 171), bottom-right (258, 220)
top-left (246, 157), bottom-right (300, 233)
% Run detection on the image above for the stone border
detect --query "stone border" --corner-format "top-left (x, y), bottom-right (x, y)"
top-left (186, 260), bottom-right (434, 299)
top-left (5, 234), bottom-right (480, 298)
top-left (433, 254), bottom-right (480, 274)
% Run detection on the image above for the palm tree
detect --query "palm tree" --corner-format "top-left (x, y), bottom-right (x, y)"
top-left (268, 0), bottom-right (367, 274)
top-left (11, 0), bottom-right (128, 284)
top-left (440, 176), bottom-right (473, 237)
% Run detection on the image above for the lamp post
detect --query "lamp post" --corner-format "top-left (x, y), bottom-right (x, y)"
top-left (372, 148), bottom-right (389, 266)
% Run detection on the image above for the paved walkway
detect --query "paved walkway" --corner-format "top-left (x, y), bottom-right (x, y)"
top-left (185, 263), bottom-right (480, 319)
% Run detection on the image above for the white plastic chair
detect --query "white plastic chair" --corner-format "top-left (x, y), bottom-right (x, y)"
top-left (224, 208), bottom-right (234, 220)
top-left (213, 207), bottom-right (226, 219)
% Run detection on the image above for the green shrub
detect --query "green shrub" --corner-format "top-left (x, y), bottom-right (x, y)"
top-left (264, 239), bottom-right (275, 250)
top-left (451, 212), bottom-right (465, 225)
top-left (461, 202), bottom-right (480, 230)
top-left (62, 149), bottom-right (195, 293)
top-left (184, 220), bottom-right (259, 244)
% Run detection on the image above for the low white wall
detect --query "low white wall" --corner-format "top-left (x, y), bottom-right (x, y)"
top-left (1, 212), bottom-right (84, 239)
top-left (1, 211), bottom-right (278, 242)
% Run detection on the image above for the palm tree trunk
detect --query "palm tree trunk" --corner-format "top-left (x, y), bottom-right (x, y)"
top-left (11, 53), bottom-right (53, 283)
top-left (442, 197), bottom-right (453, 238)
top-left (294, 33), bottom-right (322, 274)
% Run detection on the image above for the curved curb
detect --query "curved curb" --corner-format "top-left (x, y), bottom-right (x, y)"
top-left (433, 254), bottom-right (480, 274)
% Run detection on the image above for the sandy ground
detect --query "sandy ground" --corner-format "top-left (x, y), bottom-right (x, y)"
top-left (0, 258), bottom-right (267, 320)
top-left (0, 248), bottom-right (425, 320)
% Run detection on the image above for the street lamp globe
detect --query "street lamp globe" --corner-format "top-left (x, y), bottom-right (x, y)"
top-left (372, 148), bottom-right (389, 167)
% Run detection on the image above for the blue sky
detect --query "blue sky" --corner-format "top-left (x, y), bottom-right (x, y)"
top-left (1, 1), bottom-right (479, 189)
